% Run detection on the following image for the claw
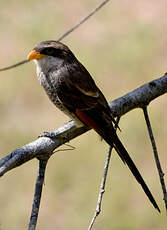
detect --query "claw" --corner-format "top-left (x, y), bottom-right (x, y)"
top-left (38, 131), bottom-right (56, 139)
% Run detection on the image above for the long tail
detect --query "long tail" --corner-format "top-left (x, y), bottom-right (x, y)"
top-left (105, 131), bottom-right (160, 212)
top-left (75, 109), bottom-right (160, 212)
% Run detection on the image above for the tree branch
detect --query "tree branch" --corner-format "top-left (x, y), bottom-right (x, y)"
top-left (143, 106), bottom-right (167, 210)
top-left (28, 157), bottom-right (49, 230)
top-left (88, 146), bottom-right (112, 230)
top-left (0, 73), bottom-right (167, 177)
top-left (57, 0), bottom-right (110, 41)
top-left (109, 72), bottom-right (167, 116)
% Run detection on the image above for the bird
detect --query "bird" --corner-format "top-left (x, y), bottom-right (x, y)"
top-left (27, 40), bottom-right (160, 212)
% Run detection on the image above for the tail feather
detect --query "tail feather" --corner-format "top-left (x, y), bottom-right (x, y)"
top-left (108, 133), bottom-right (160, 212)
top-left (75, 109), bottom-right (160, 212)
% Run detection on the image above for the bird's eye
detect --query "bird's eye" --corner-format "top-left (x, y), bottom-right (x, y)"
top-left (44, 48), bottom-right (55, 56)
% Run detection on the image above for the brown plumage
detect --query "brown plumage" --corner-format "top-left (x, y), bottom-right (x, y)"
top-left (27, 40), bottom-right (160, 212)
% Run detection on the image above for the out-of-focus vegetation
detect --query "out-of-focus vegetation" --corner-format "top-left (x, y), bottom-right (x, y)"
top-left (0, 0), bottom-right (167, 229)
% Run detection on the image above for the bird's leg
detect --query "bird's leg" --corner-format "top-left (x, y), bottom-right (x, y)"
top-left (38, 119), bottom-right (85, 141)
top-left (39, 131), bottom-right (71, 143)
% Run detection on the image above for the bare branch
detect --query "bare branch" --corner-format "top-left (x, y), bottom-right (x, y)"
top-left (0, 73), bottom-right (166, 177)
top-left (88, 118), bottom-right (119, 230)
top-left (0, 122), bottom-right (89, 176)
top-left (28, 158), bottom-right (49, 230)
top-left (57, 0), bottom-right (110, 41)
top-left (88, 146), bottom-right (112, 230)
top-left (0, 59), bottom-right (29, 71)
top-left (143, 106), bottom-right (167, 210)
top-left (109, 73), bottom-right (167, 116)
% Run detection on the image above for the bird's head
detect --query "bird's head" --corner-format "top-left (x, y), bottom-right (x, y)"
top-left (27, 40), bottom-right (75, 72)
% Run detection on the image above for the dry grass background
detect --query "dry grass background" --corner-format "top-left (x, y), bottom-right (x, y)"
top-left (0, 0), bottom-right (167, 229)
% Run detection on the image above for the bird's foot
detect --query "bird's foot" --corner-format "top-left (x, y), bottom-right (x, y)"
top-left (38, 131), bottom-right (71, 143)
top-left (38, 131), bottom-right (57, 139)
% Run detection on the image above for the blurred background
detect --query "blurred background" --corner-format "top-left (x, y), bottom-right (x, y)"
top-left (0, 0), bottom-right (167, 229)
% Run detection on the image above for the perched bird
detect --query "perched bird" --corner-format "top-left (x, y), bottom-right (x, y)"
top-left (27, 40), bottom-right (160, 212)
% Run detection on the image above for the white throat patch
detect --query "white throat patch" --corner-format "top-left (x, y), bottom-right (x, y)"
top-left (34, 56), bottom-right (64, 76)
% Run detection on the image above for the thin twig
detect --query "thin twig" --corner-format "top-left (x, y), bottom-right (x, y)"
top-left (0, 59), bottom-right (29, 72)
top-left (88, 146), bottom-right (112, 230)
top-left (57, 0), bottom-right (110, 41)
top-left (53, 143), bottom-right (76, 154)
top-left (28, 157), bottom-right (49, 230)
top-left (0, 0), bottom-right (110, 72)
top-left (143, 106), bottom-right (167, 210)
top-left (88, 118), bottom-right (120, 230)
